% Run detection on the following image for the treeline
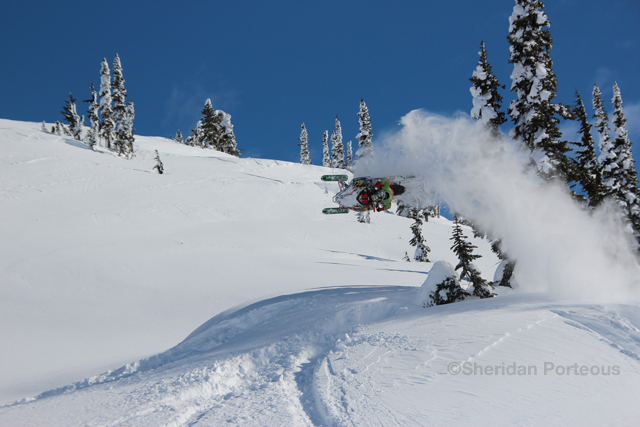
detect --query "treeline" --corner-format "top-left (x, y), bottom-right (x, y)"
top-left (297, 98), bottom-right (373, 172)
top-left (48, 55), bottom-right (241, 160)
top-left (46, 54), bottom-right (136, 158)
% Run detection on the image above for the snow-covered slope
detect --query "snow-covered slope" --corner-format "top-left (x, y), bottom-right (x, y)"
top-left (0, 119), bottom-right (476, 403)
top-left (1, 119), bottom-right (639, 426)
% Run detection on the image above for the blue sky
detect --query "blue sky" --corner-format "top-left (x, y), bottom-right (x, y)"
top-left (1, 0), bottom-right (638, 164)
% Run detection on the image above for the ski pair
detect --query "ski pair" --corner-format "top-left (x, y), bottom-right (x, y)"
top-left (321, 175), bottom-right (350, 214)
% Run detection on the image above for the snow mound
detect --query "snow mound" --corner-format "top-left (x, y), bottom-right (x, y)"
top-left (3, 288), bottom-right (640, 426)
top-left (416, 260), bottom-right (458, 306)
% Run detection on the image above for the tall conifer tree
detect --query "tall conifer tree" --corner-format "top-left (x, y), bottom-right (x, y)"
top-left (322, 130), bottom-right (331, 167)
top-left (572, 90), bottom-right (603, 207)
top-left (469, 40), bottom-right (516, 284)
top-left (331, 116), bottom-right (345, 169)
top-left (111, 54), bottom-right (128, 155)
top-left (299, 123), bottom-right (311, 165)
top-left (610, 83), bottom-right (640, 243)
top-left (84, 82), bottom-right (99, 150)
top-left (356, 99), bottom-right (374, 162)
top-left (199, 99), bottom-right (222, 149)
top-left (61, 93), bottom-right (83, 141)
top-left (123, 101), bottom-right (135, 158)
top-left (469, 41), bottom-right (506, 138)
top-left (593, 85), bottom-right (613, 189)
top-left (99, 58), bottom-right (115, 149)
top-left (346, 140), bottom-right (354, 171)
top-left (507, 0), bottom-right (570, 181)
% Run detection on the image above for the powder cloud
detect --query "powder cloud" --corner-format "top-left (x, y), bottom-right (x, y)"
top-left (355, 110), bottom-right (640, 301)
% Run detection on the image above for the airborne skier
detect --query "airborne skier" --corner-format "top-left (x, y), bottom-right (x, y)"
top-left (354, 178), bottom-right (398, 212)
top-left (321, 175), bottom-right (406, 214)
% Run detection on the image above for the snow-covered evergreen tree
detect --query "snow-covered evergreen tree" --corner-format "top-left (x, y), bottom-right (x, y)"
top-left (408, 208), bottom-right (430, 262)
top-left (572, 90), bottom-right (603, 207)
top-left (356, 98), bottom-right (374, 161)
top-left (430, 277), bottom-right (471, 306)
top-left (61, 93), bottom-right (83, 141)
top-left (469, 41), bottom-right (506, 138)
top-left (41, 121), bottom-right (47, 133)
top-left (99, 58), bottom-right (115, 149)
top-left (423, 262), bottom-right (470, 307)
top-left (322, 130), bottom-right (331, 167)
top-left (299, 123), bottom-right (311, 165)
top-left (186, 121), bottom-right (204, 147)
top-left (331, 116), bottom-right (345, 169)
top-left (490, 239), bottom-right (516, 288)
top-left (346, 140), bottom-right (354, 171)
top-left (469, 223), bottom-right (516, 288)
top-left (451, 215), bottom-right (480, 278)
top-left (153, 150), bottom-right (164, 174)
top-left (450, 215), bottom-right (494, 298)
top-left (593, 84), bottom-right (613, 189)
top-left (507, 0), bottom-right (570, 181)
top-left (72, 102), bottom-right (84, 141)
top-left (173, 130), bottom-right (184, 144)
top-left (111, 54), bottom-right (128, 156)
top-left (191, 100), bottom-right (240, 156)
top-left (84, 82), bottom-right (99, 150)
top-left (123, 101), bottom-right (135, 158)
top-left (199, 99), bottom-right (222, 149)
top-left (216, 110), bottom-right (241, 157)
top-left (609, 82), bottom-right (640, 242)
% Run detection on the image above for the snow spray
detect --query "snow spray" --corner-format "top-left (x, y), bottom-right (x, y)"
top-left (354, 110), bottom-right (640, 301)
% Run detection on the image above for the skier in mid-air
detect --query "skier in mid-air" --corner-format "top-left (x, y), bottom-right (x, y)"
top-left (321, 175), bottom-right (405, 214)
top-left (355, 178), bottom-right (404, 212)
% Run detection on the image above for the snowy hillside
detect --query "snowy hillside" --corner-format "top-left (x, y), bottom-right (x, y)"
top-left (1, 119), bottom-right (640, 426)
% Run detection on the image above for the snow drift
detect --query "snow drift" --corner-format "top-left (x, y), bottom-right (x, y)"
top-left (355, 110), bottom-right (640, 301)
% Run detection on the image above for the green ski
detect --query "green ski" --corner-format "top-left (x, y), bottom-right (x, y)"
top-left (322, 207), bottom-right (350, 214)
top-left (321, 174), bottom-right (349, 182)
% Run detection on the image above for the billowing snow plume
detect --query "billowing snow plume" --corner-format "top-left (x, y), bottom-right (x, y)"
top-left (355, 110), bottom-right (640, 300)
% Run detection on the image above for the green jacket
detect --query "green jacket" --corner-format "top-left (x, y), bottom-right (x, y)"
top-left (357, 179), bottom-right (393, 212)
top-left (374, 179), bottom-right (393, 211)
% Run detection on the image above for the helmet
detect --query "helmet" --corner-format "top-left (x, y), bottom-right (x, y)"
top-left (371, 190), bottom-right (389, 202)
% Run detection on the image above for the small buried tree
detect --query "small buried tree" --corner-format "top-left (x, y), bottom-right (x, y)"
top-left (153, 150), bottom-right (164, 174)
top-left (450, 215), bottom-right (494, 299)
top-left (408, 208), bottom-right (430, 262)
top-left (417, 261), bottom-right (470, 307)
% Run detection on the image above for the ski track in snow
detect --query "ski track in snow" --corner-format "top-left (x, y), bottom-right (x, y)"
top-left (1, 286), bottom-right (417, 426)
top-left (3, 292), bottom-right (640, 426)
